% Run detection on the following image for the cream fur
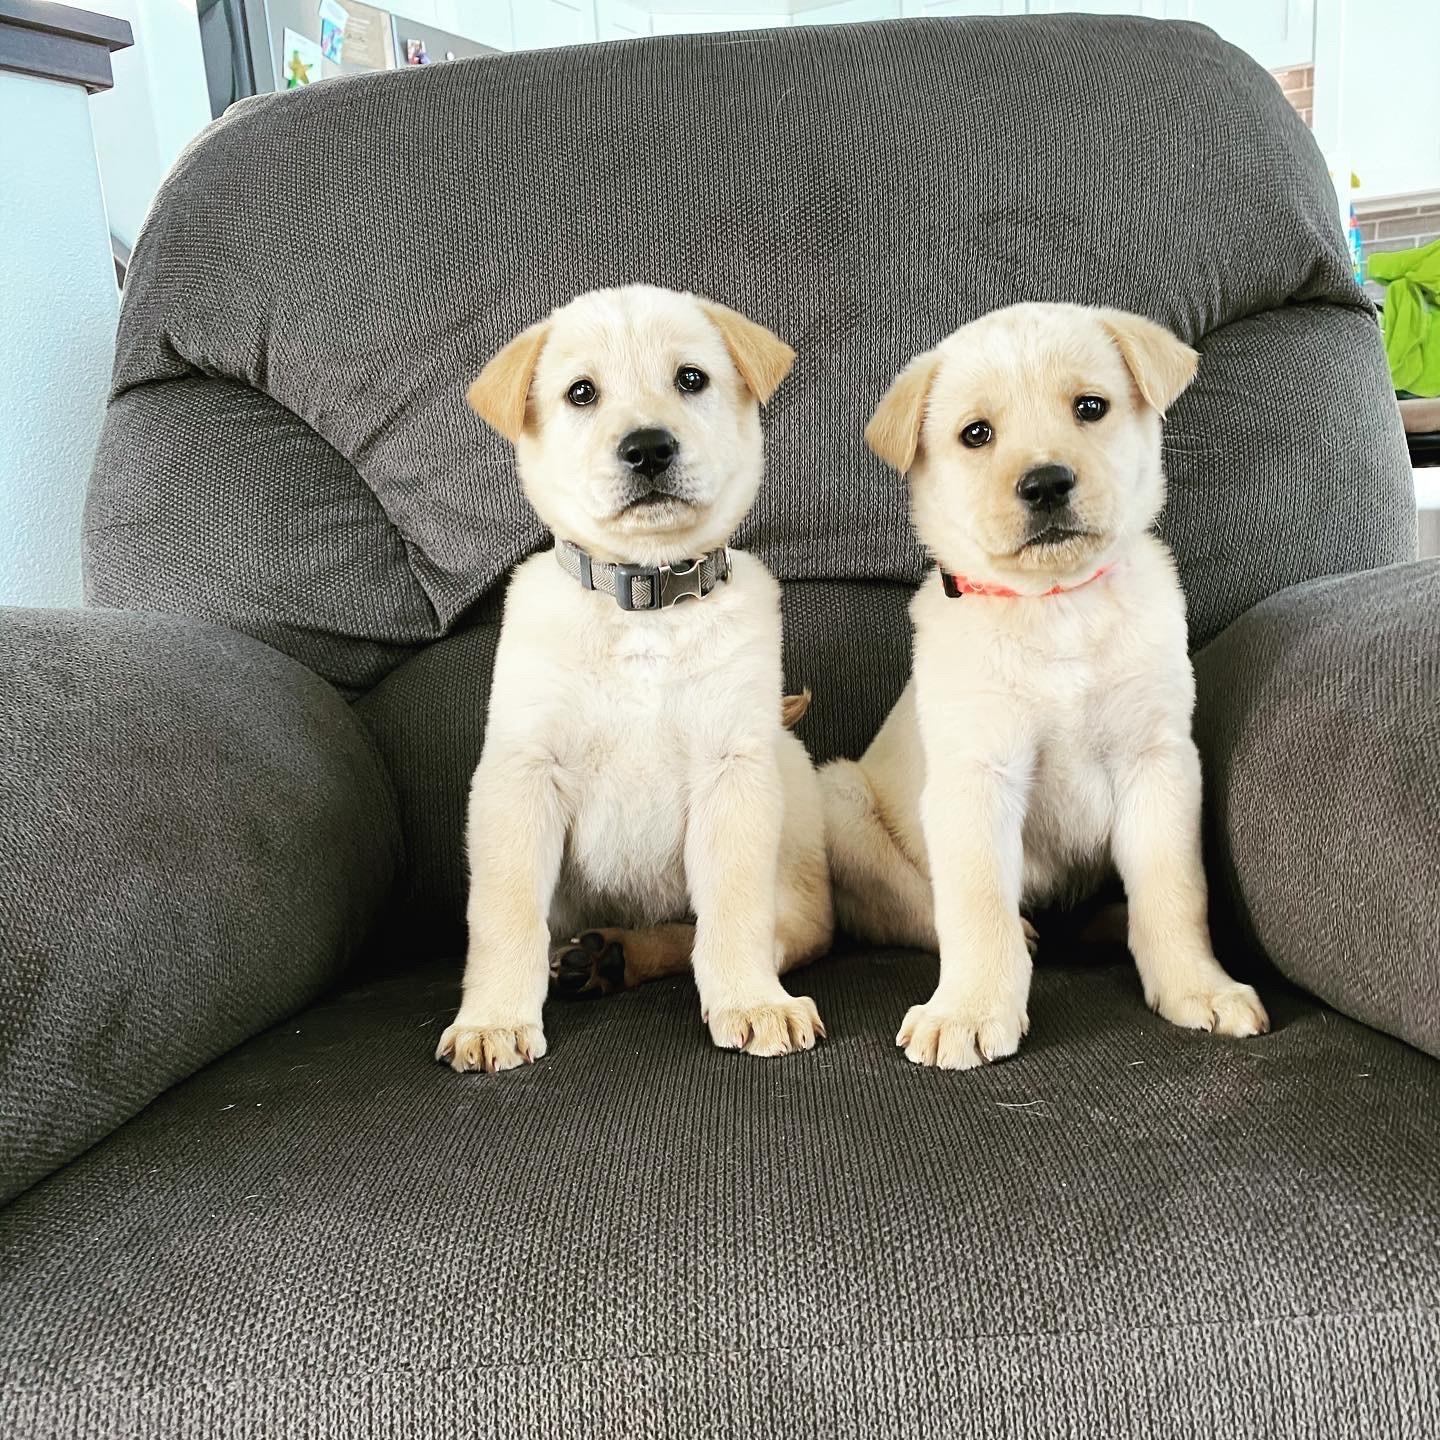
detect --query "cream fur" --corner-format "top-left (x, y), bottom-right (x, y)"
top-left (823, 303), bottom-right (1268, 1069)
top-left (438, 285), bottom-right (832, 1073)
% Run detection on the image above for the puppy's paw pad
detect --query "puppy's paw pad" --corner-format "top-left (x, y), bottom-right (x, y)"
top-left (709, 995), bottom-right (824, 1057)
top-left (550, 931), bottom-right (626, 1000)
top-left (1154, 982), bottom-right (1269, 1038)
top-left (896, 999), bottom-right (1027, 1070)
top-left (436, 1021), bottom-right (547, 1074)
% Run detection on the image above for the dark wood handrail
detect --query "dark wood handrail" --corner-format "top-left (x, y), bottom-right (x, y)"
top-left (0, 0), bottom-right (133, 92)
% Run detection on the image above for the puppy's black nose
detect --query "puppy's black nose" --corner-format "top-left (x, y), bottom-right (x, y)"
top-left (617, 428), bottom-right (678, 480)
top-left (1016, 463), bottom-right (1076, 512)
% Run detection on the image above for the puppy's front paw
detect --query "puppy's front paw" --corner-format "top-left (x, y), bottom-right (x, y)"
top-left (708, 995), bottom-right (825, 1057)
top-left (1152, 981), bottom-right (1269, 1038)
top-left (436, 1019), bottom-right (547, 1074)
top-left (896, 996), bottom-right (1028, 1070)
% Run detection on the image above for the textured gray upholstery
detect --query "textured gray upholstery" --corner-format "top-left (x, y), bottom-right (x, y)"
top-left (354, 608), bottom-right (501, 945)
top-left (1195, 560), bottom-right (1440, 1059)
top-left (88, 15), bottom-right (1412, 686)
top-left (86, 377), bottom-right (438, 694)
top-left (1162, 306), bottom-right (1414, 644)
top-left (0, 608), bottom-right (401, 1202)
top-left (5, 13), bottom-right (1432, 1433)
top-left (2, 952), bottom-right (1437, 1437)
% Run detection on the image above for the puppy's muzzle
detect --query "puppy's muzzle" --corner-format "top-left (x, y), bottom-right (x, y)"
top-left (1016, 462), bottom-right (1087, 547)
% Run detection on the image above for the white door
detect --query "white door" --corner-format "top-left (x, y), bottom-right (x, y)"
top-left (1025, 2), bottom-right (1163, 16)
top-left (1170, 0), bottom-right (1315, 70)
top-left (511, 0), bottom-right (599, 49)
top-left (794, 0), bottom-right (903, 24)
top-left (900, 1), bottom-right (1028, 14)
top-left (595, 0), bottom-right (651, 39)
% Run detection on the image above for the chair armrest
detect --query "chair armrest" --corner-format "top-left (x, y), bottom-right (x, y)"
top-left (0, 608), bottom-right (402, 1203)
top-left (1193, 560), bottom-right (1440, 1058)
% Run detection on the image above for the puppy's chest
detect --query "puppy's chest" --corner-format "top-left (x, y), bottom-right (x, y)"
top-left (556, 623), bottom-right (724, 859)
top-left (1026, 644), bottom-right (1139, 786)
top-left (573, 618), bottom-right (729, 759)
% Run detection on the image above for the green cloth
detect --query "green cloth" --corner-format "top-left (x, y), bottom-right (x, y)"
top-left (1370, 236), bottom-right (1440, 396)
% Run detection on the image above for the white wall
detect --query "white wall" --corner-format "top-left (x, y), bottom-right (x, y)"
top-left (0, 72), bottom-right (119, 606)
top-left (88, 0), bottom-right (212, 252)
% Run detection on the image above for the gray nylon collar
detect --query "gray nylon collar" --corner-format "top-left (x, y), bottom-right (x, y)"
top-left (554, 540), bottom-right (732, 611)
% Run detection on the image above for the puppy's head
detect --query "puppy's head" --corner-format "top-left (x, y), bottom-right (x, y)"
top-left (467, 286), bottom-right (794, 564)
top-left (866, 304), bottom-right (1197, 584)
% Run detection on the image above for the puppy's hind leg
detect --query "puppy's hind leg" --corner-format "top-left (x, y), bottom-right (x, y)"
top-left (550, 923), bottom-right (695, 999)
top-left (819, 759), bottom-right (937, 950)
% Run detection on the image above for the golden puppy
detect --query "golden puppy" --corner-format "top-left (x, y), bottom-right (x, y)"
top-left (822, 302), bottom-right (1268, 1069)
top-left (438, 285), bottom-right (833, 1074)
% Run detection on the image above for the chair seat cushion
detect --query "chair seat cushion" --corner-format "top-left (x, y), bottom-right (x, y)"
top-left (2, 950), bottom-right (1437, 1436)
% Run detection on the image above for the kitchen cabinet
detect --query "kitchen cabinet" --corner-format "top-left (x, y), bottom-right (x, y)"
top-left (1029, 1), bottom-right (1313, 68)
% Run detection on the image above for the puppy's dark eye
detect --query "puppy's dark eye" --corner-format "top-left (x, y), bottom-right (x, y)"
top-left (960, 421), bottom-right (994, 449)
top-left (675, 366), bottom-right (708, 395)
top-left (566, 378), bottom-right (597, 407)
top-left (1074, 394), bottom-right (1109, 423)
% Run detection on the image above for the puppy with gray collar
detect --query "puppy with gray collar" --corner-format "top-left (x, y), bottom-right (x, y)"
top-left (822, 303), bottom-right (1268, 1069)
top-left (437, 285), bottom-right (833, 1074)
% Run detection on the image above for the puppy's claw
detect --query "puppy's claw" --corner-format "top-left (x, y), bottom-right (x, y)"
top-left (708, 995), bottom-right (824, 1058)
top-left (1152, 981), bottom-right (1269, 1038)
top-left (437, 1020), bottom-right (547, 1074)
top-left (897, 997), bottom-right (1027, 1070)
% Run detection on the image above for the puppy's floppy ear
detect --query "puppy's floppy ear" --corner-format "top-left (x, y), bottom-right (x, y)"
top-left (865, 350), bottom-right (941, 474)
top-left (699, 300), bottom-right (795, 405)
top-left (1095, 310), bottom-right (1198, 416)
top-left (466, 319), bottom-right (551, 442)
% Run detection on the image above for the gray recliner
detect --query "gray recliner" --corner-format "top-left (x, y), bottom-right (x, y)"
top-left (3, 16), bottom-right (1438, 1435)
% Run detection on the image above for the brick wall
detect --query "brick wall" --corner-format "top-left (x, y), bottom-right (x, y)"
top-left (1271, 63), bottom-right (1313, 126)
top-left (1356, 197), bottom-right (1440, 258)
top-left (1358, 194), bottom-right (1440, 303)
top-left (1268, 62), bottom-right (1440, 256)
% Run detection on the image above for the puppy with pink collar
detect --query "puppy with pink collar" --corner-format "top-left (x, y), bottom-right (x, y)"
top-left (822, 303), bottom-right (1269, 1070)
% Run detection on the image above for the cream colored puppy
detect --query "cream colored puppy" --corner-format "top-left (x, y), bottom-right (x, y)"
top-left (822, 303), bottom-right (1268, 1069)
top-left (437, 285), bottom-right (833, 1074)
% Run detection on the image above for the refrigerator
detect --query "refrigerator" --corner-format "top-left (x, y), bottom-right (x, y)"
top-left (198, 0), bottom-right (497, 116)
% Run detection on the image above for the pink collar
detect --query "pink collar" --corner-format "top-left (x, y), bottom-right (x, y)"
top-left (941, 564), bottom-right (1116, 599)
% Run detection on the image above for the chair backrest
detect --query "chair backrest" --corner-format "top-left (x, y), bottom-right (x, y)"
top-left (84, 16), bottom-right (1415, 934)
top-left (87, 15), bottom-right (1413, 692)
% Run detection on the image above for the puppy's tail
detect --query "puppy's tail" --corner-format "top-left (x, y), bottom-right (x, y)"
top-left (781, 688), bottom-right (812, 730)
